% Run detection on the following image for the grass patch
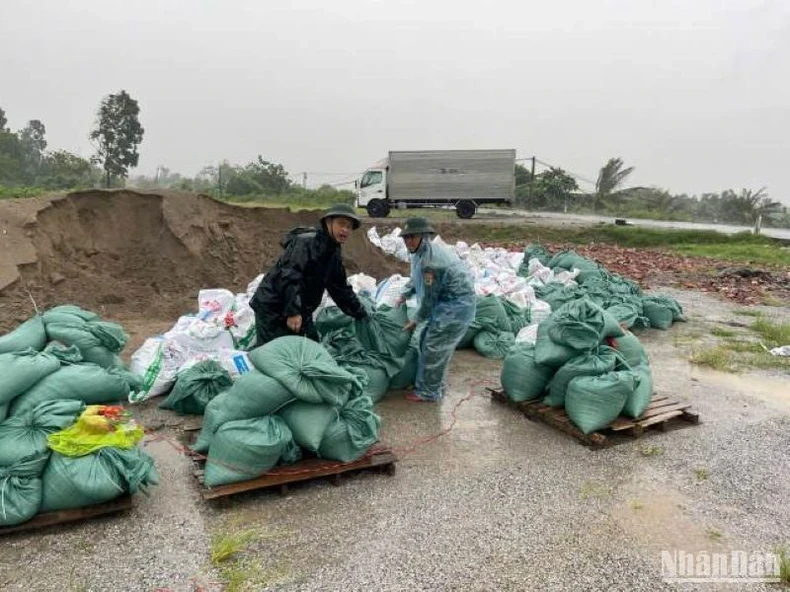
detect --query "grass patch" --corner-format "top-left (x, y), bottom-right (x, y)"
top-left (710, 327), bottom-right (737, 338)
top-left (776, 546), bottom-right (790, 585)
top-left (695, 468), bottom-right (710, 481)
top-left (735, 309), bottom-right (763, 317)
top-left (216, 559), bottom-right (288, 592)
top-left (630, 500), bottom-right (644, 510)
top-left (638, 444), bottom-right (665, 457)
top-left (738, 352), bottom-right (790, 372)
top-left (690, 346), bottom-right (736, 372)
top-left (749, 318), bottom-right (790, 346)
top-left (707, 528), bottom-right (723, 541)
top-left (211, 530), bottom-right (258, 565)
top-left (722, 339), bottom-right (765, 354)
top-left (673, 243), bottom-right (790, 266)
top-left (579, 481), bottom-right (612, 500)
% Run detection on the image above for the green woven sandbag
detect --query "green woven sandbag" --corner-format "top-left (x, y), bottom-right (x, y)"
top-left (42, 305), bottom-right (99, 324)
top-left (43, 342), bottom-right (84, 364)
top-left (203, 416), bottom-right (300, 488)
top-left (315, 306), bottom-right (354, 336)
top-left (0, 400), bottom-right (84, 466)
top-left (534, 284), bottom-right (582, 311)
top-left (40, 447), bottom-right (159, 512)
top-left (456, 320), bottom-right (481, 350)
top-left (473, 330), bottom-right (516, 360)
top-left (193, 369), bottom-right (295, 453)
top-left (601, 310), bottom-right (627, 338)
top-left (0, 316), bottom-right (47, 354)
top-left (517, 244), bottom-right (552, 276)
top-left (9, 364), bottom-right (139, 418)
top-left (357, 364), bottom-right (390, 403)
top-left (565, 371), bottom-right (638, 434)
top-left (318, 396), bottom-right (381, 463)
top-left (45, 320), bottom-right (128, 368)
top-left (500, 343), bottom-right (555, 402)
top-left (277, 401), bottom-right (338, 452)
top-left (605, 303), bottom-right (642, 329)
top-left (642, 295), bottom-right (684, 329)
top-left (0, 349), bottom-right (61, 406)
top-left (0, 403), bottom-right (7, 423)
top-left (622, 361), bottom-right (653, 419)
top-left (607, 331), bottom-right (646, 367)
top-left (501, 299), bottom-right (530, 334)
top-left (355, 303), bottom-right (412, 359)
top-left (0, 452), bottom-right (49, 526)
top-left (159, 360), bottom-right (233, 416)
top-left (389, 346), bottom-right (418, 390)
top-left (548, 299), bottom-right (606, 351)
top-left (547, 250), bottom-right (600, 272)
top-left (249, 336), bottom-right (362, 407)
top-left (534, 318), bottom-right (578, 368)
top-left (474, 295), bottom-right (511, 333)
top-left (544, 347), bottom-right (617, 408)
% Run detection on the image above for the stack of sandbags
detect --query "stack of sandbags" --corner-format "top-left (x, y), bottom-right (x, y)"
top-left (159, 360), bottom-right (233, 415)
top-left (500, 297), bottom-right (656, 434)
top-left (192, 336), bottom-right (381, 488)
top-left (41, 405), bottom-right (158, 513)
top-left (0, 310), bottom-right (157, 526)
top-left (317, 295), bottom-right (412, 401)
top-left (41, 305), bottom-right (129, 369)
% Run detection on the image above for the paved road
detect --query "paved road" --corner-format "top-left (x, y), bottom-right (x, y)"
top-left (502, 209), bottom-right (790, 240)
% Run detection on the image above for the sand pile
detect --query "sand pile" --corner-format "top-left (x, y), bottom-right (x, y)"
top-left (0, 190), bottom-right (404, 333)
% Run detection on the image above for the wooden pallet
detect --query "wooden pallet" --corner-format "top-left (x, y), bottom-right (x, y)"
top-left (489, 389), bottom-right (699, 449)
top-left (188, 444), bottom-right (397, 500)
top-left (0, 494), bottom-right (134, 536)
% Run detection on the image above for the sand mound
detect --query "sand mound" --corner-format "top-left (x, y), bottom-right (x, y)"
top-left (0, 190), bottom-right (405, 333)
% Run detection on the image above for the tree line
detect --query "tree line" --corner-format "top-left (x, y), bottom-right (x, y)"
top-left (0, 90), bottom-right (143, 191)
top-left (1, 93), bottom-right (786, 230)
top-left (516, 158), bottom-right (787, 231)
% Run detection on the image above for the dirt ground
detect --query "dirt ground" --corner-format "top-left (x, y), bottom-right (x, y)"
top-left (1, 192), bottom-right (789, 591)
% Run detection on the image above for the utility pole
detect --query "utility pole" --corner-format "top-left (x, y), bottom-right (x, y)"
top-left (217, 163), bottom-right (223, 199)
top-left (527, 156), bottom-right (536, 208)
top-left (302, 172), bottom-right (307, 189)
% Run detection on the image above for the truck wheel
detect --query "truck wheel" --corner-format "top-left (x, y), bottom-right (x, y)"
top-left (366, 199), bottom-right (390, 218)
top-left (455, 200), bottom-right (476, 219)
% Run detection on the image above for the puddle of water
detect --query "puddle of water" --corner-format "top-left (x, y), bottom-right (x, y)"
top-left (690, 366), bottom-right (789, 408)
top-left (611, 483), bottom-right (730, 555)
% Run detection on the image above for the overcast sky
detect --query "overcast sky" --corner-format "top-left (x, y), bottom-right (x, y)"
top-left (1, 0), bottom-right (788, 199)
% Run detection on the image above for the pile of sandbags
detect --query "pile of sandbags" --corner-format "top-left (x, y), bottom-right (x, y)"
top-left (0, 309), bottom-right (158, 527)
top-left (129, 285), bottom-right (259, 402)
top-left (317, 294), bottom-right (414, 401)
top-left (192, 336), bottom-right (381, 488)
top-left (501, 298), bottom-right (656, 434)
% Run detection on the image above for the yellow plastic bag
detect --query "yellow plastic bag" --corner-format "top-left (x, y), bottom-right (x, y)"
top-left (47, 405), bottom-right (144, 457)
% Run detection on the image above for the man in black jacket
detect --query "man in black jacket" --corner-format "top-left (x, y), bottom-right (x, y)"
top-left (249, 204), bottom-right (369, 346)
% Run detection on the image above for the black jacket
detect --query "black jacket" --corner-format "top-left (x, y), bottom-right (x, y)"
top-left (250, 227), bottom-right (367, 321)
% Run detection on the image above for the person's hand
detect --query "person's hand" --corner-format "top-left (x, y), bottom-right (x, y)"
top-left (403, 320), bottom-right (416, 332)
top-left (287, 315), bottom-right (303, 333)
top-left (394, 296), bottom-right (405, 308)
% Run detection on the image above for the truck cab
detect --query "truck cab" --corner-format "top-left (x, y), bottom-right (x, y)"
top-left (356, 167), bottom-right (390, 217)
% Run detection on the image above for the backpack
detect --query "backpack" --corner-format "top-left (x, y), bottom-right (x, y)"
top-left (279, 226), bottom-right (317, 249)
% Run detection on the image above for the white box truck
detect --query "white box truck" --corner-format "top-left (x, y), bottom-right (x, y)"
top-left (356, 149), bottom-right (516, 219)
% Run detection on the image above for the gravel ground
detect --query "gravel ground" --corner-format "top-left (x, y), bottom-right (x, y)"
top-left (0, 288), bottom-right (788, 591)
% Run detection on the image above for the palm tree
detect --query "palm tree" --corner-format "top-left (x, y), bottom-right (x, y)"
top-left (738, 187), bottom-right (782, 234)
top-left (593, 157), bottom-right (635, 212)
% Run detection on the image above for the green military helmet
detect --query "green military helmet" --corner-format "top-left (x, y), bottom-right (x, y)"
top-left (320, 203), bottom-right (361, 230)
top-left (401, 217), bottom-right (435, 237)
